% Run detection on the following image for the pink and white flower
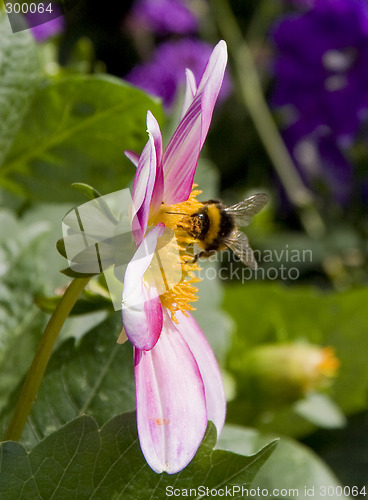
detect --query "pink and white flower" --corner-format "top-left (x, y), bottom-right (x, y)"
top-left (122, 40), bottom-right (228, 474)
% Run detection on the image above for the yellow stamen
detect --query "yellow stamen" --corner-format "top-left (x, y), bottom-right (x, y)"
top-left (149, 186), bottom-right (203, 322)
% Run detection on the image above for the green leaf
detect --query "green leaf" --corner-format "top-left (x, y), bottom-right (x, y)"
top-left (0, 210), bottom-right (51, 411)
top-left (218, 425), bottom-right (348, 499)
top-left (71, 182), bottom-right (103, 200)
top-left (0, 204), bottom-right (111, 439)
top-left (92, 416), bottom-right (277, 499)
top-left (2, 313), bottom-right (136, 448)
top-left (0, 12), bottom-right (40, 167)
top-left (294, 393), bottom-right (346, 429)
top-left (56, 237), bottom-right (67, 258)
top-left (0, 413), bottom-right (277, 499)
top-left (1, 75), bottom-right (163, 201)
top-left (0, 416), bottom-right (100, 499)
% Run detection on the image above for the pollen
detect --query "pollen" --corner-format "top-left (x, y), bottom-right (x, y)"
top-left (148, 186), bottom-right (203, 322)
top-left (151, 417), bottom-right (170, 426)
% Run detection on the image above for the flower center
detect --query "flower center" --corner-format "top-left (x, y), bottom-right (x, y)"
top-left (149, 186), bottom-right (203, 322)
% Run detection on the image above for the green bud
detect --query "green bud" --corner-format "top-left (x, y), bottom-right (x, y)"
top-left (238, 343), bottom-right (339, 408)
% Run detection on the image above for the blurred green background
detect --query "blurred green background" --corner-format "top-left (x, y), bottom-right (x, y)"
top-left (0, 0), bottom-right (368, 497)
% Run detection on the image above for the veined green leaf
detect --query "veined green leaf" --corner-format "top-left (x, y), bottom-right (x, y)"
top-left (0, 210), bottom-right (50, 413)
top-left (1, 313), bottom-right (135, 448)
top-left (0, 414), bottom-right (277, 499)
top-left (1, 75), bottom-right (163, 201)
top-left (0, 12), bottom-right (40, 166)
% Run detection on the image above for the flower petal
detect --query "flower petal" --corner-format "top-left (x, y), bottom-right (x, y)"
top-left (180, 68), bottom-right (197, 120)
top-left (132, 132), bottom-right (157, 243)
top-left (146, 111), bottom-right (164, 214)
top-left (124, 150), bottom-right (140, 167)
top-left (122, 224), bottom-right (165, 350)
top-left (147, 111), bottom-right (163, 166)
top-left (162, 40), bottom-right (228, 204)
top-left (175, 311), bottom-right (226, 437)
top-left (135, 310), bottom-right (207, 474)
top-left (196, 40), bottom-right (228, 147)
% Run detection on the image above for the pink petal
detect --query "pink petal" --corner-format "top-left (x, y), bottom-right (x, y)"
top-left (175, 311), bottom-right (226, 437)
top-left (122, 224), bottom-right (165, 350)
top-left (180, 69), bottom-right (197, 120)
top-left (124, 150), bottom-right (140, 167)
top-left (135, 310), bottom-right (207, 474)
top-left (147, 111), bottom-right (163, 166)
top-left (162, 40), bottom-right (228, 204)
top-left (146, 111), bottom-right (164, 214)
top-left (196, 40), bottom-right (228, 147)
top-left (132, 133), bottom-right (157, 244)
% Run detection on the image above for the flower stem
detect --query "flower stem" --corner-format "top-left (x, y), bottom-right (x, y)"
top-left (211, 0), bottom-right (326, 238)
top-left (3, 277), bottom-right (90, 441)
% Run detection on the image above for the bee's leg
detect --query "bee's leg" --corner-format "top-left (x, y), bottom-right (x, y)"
top-left (191, 253), bottom-right (200, 264)
top-left (190, 250), bottom-right (216, 263)
top-left (183, 250), bottom-right (201, 264)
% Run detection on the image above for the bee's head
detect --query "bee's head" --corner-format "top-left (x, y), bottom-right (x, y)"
top-left (187, 211), bottom-right (208, 238)
top-left (191, 211), bottom-right (205, 221)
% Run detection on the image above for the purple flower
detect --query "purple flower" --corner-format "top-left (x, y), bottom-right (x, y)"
top-left (31, 17), bottom-right (64, 41)
top-left (130, 0), bottom-right (199, 34)
top-left (270, 0), bottom-right (368, 202)
top-left (26, 4), bottom-right (65, 42)
top-left (272, 0), bottom-right (368, 140)
top-left (284, 124), bottom-right (353, 204)
top-left (122, 41), bottom-right (227, 473)
top-left (126, 38), bottom-right (223, 109)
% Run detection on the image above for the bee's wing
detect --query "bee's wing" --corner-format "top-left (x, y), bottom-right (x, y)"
top-left (224, 230), bottom-right (258, 270)
top-left (224, 193), bottom-right (269, 227)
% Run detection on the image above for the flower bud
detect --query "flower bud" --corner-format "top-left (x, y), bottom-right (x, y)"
top-left (238, 343), bottom-right (339, 408)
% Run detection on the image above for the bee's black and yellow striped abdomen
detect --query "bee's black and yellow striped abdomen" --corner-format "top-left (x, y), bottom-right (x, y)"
top-left (189, 200), bottom-right (235, 252)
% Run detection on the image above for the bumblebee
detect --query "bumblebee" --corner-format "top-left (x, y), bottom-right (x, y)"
top-left (183, 193), bottom-right (269, 269)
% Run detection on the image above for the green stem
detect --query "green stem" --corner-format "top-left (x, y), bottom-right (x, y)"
top-left (212, 0), bottom-right (326, 238)
top-left (4, 277), bottom-right (90, 441)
